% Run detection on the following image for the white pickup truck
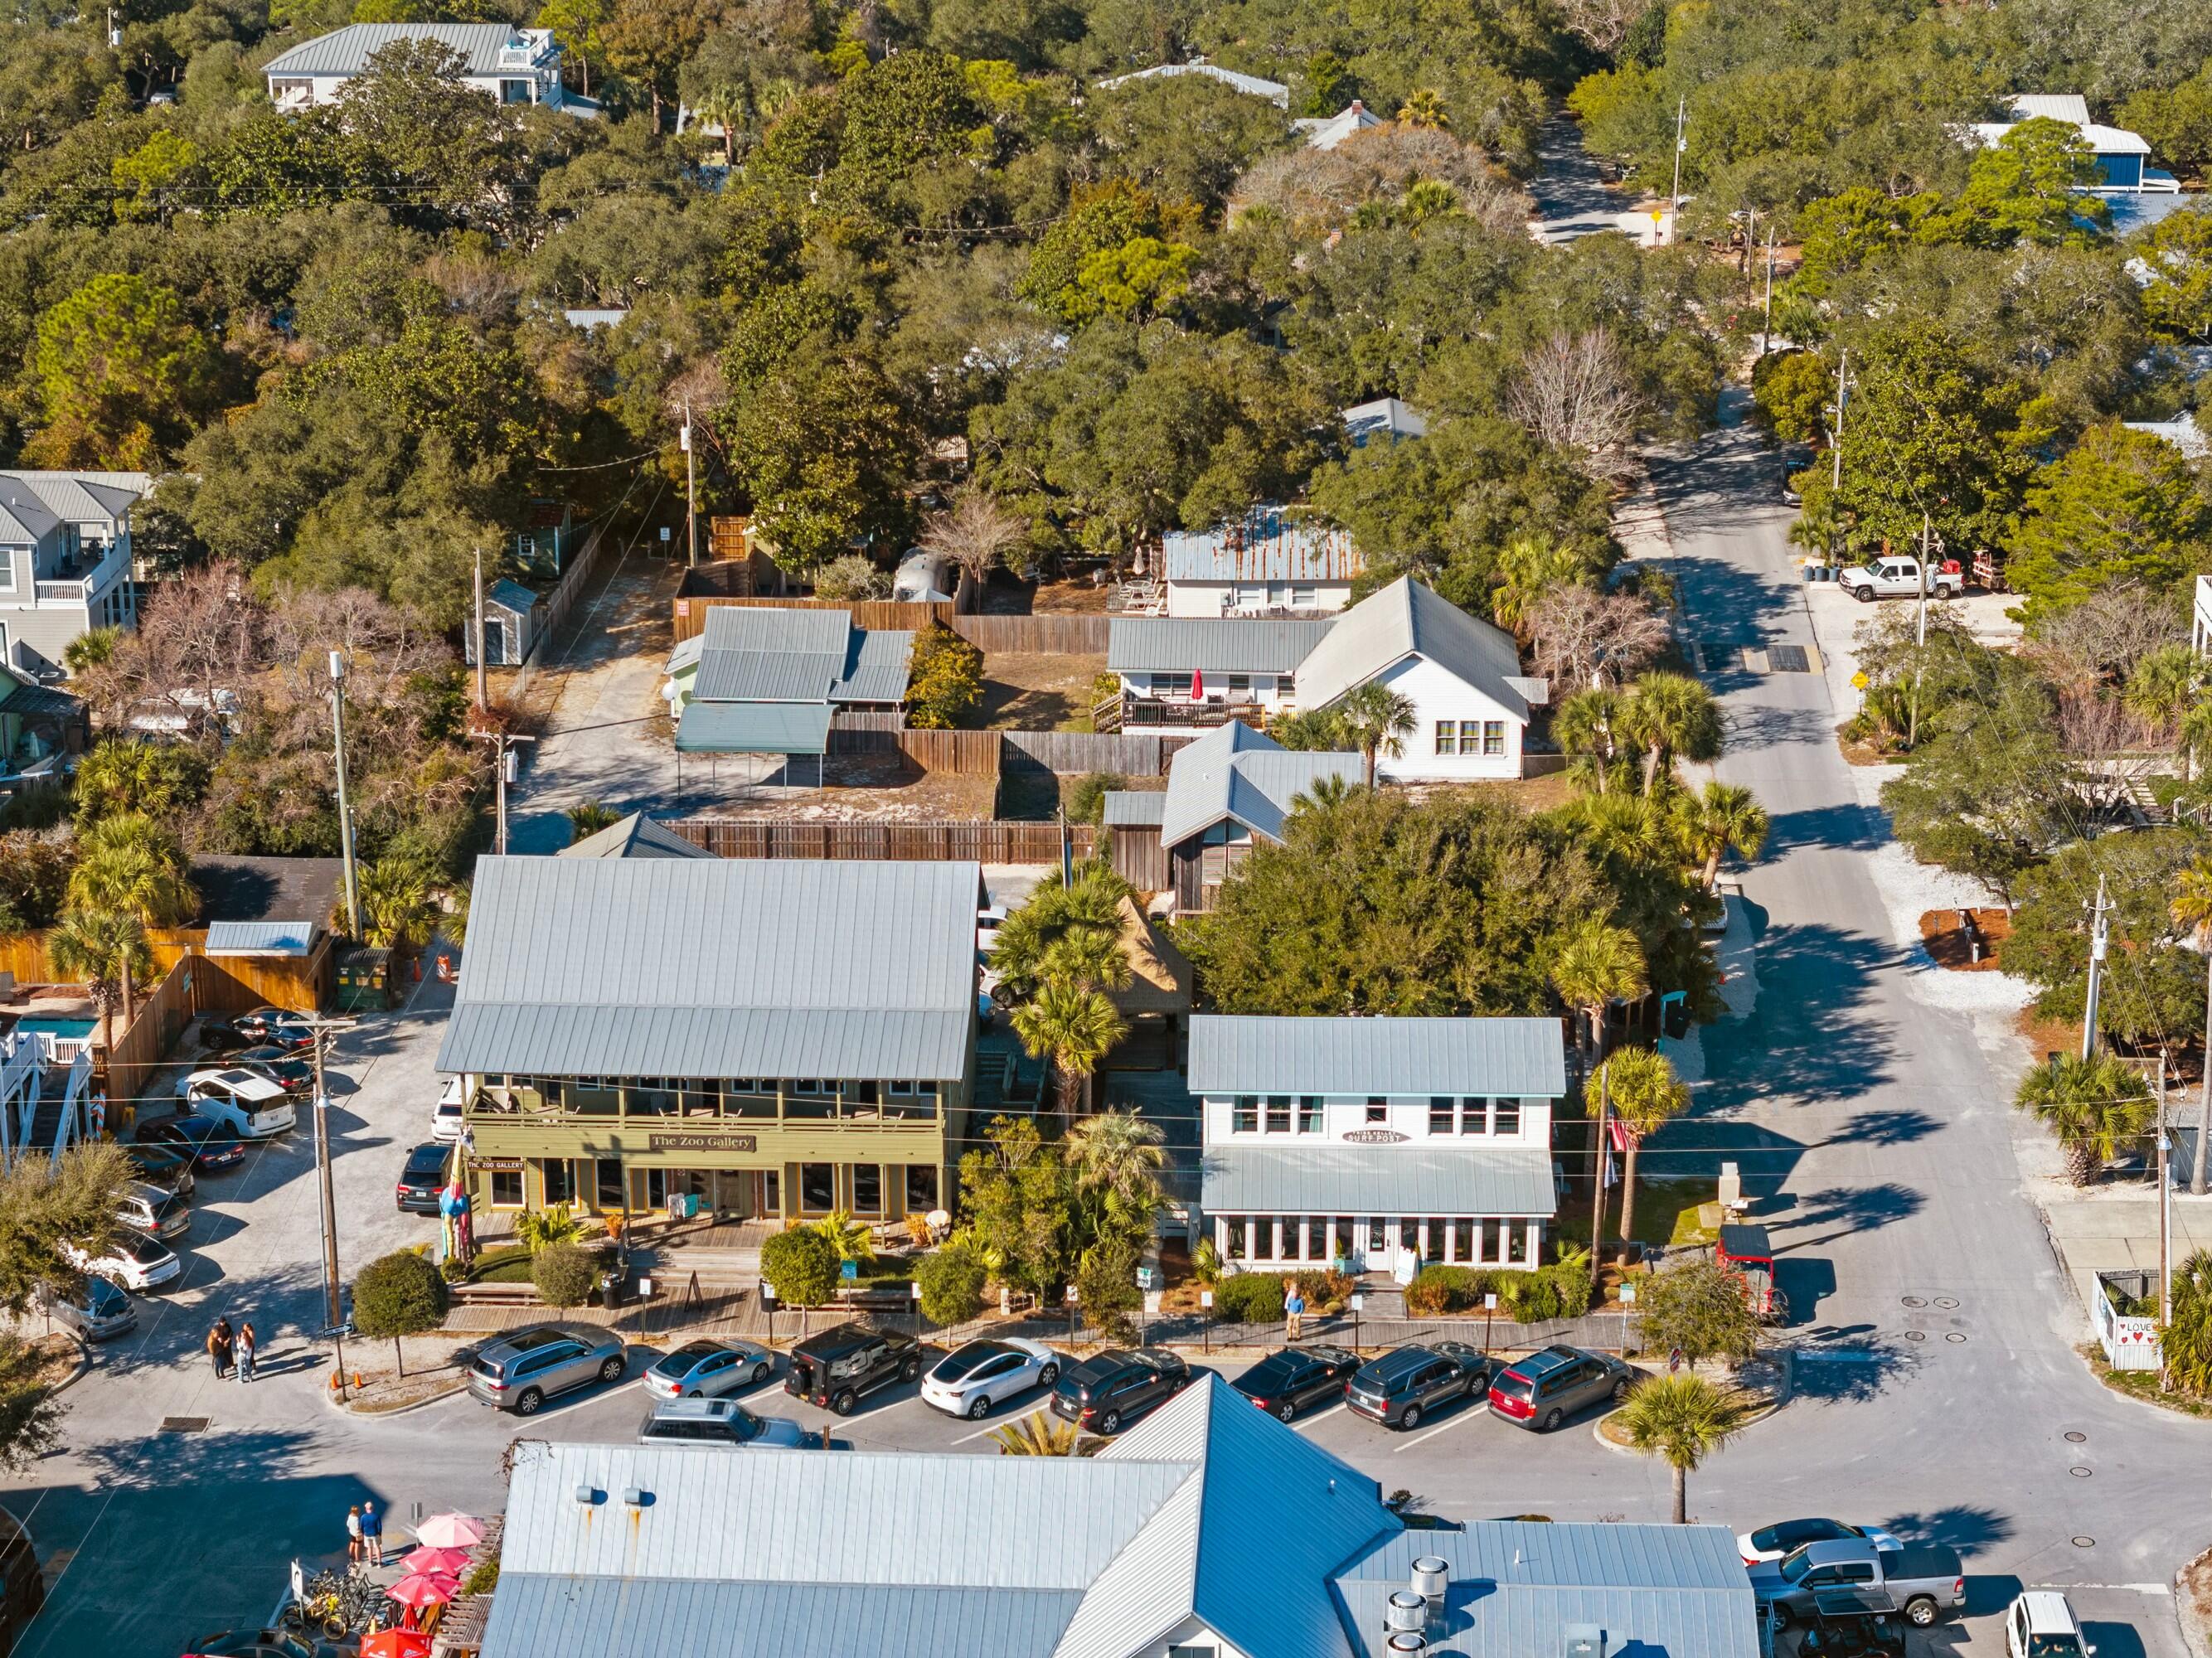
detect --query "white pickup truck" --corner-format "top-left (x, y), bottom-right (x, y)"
top-left (1836, 556), bottom-right (1963, 602)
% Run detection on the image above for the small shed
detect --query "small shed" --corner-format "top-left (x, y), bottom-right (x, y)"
top-left (466, 579), bottom-right (544, 667)
top-left (189, 855), bottom-right (346, 1011)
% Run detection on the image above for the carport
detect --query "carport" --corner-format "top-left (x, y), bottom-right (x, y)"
top-left (673, 700), bottom-right (832, 788)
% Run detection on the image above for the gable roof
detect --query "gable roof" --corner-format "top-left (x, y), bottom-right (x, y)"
top-left (1341, 396), bottom-right (1429, 446)
top-left (189, 856), bottom-right (345, 933)
top-left (1189, 1013), bottom-right (1567, 1095)
top-left (692, 606), bottom-right (911, 704)
top-left (262, 22), bottom-right (555, 77)
top-left (0, 471), bottom-right (148, 526)
top-left (1971, 94), bottom-right (2152, 155)
top-left (2124, 414), bottom-right (2208, 458)
top-left (1157, 720), bottom-right (1361, 848)
top-left (555, 812), bottom-right (715, 861)
top-left (485, 579), bottom-right (541, 616)
top-left (1294, 576), bottom-right (1530, 715)
top-left (1162, 507), bottom-right (1363, 586)
top-left (1297, 99), bottom-right (1387, 150)
top-left (434, 856), bottom-right (980, 1080)
top-left (1094, 61), bottom-right (1290, 107)
top-left (0, 483), bottom-right (58, 545)
top-left (1108, 618), bottom-right (1336, 675)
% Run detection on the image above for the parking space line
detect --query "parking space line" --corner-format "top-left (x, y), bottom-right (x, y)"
top-left (953, 1406), bottom-right (1041, 1445)
top-left (1393, 1408), bottom-right (1484, 1452)
top-left (1292, 1403), bottom-right (1345, 1433)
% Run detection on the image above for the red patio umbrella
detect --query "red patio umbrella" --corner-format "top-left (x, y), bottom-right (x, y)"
top-left (384, 1571), bottom-right (460, 1610)
top-left (1189, 667), bottom-right (1205, 701)
top-left (361, 1631), bottom-right (434, 1658)
top-left (400, 1545), bottom-right (475, 1578)
top-left (412, 1512), bottom-right (485, 1549)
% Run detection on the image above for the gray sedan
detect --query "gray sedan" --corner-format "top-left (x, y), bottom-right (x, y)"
top-left (642, 1338), bottom-right (777, 1402)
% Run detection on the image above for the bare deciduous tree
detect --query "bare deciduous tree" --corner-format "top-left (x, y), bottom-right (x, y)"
top-left (1229, 124), bottom-right (1531, 235)
top-left (2023, 580), bottom-right (2183, 689)
top-left (921, 488), bottom-right (1029, 587)
top-left (74, 560), bottom-right (268, 746)
top-left (1555, 0), bottom-right (1644, 51)
top-left (1528, 583), bottom-right (1671, 690)
top-left (2054, 687), bottom-right (2157, 812)
top-left (1508, 328), bottom-right (1644, 482)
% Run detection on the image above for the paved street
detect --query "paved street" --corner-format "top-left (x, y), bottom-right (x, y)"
top-left (4, 414), bottom-right (2208, 1658)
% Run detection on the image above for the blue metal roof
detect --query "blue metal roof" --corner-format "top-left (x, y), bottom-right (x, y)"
top-left (674, 700), bottom-right (833, 754)
top-left (1189, 1015), bottom-right (1567, 1096)
top-left (203, 920), bottom-right (317, 957)
top-left (1156, 720), bottom-right (1360, 848)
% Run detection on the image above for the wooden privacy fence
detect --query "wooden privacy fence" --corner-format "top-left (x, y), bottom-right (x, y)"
top-left (1001, 730), bottom-right (1188, 776)
top-left (0, 926), bottom-right (332, 1020)
top-left (672, 591), bottom-right (961, 644)
top-left (671, 818), bottom-right (1098, 862)
top-left (826, 727), bottom-right (1004, 776)
top-left (106, 953), bottom-right (198, 1118)
top-left (948, 613), bottom-right (1112, 653)
top-left (528, 521), bottom-right (612, 659)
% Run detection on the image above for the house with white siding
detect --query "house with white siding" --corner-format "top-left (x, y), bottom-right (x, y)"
top-left (263, 23), bottom-right (570, 111)
top-left (1195, 1014), bottom-right (1564, 1276)
top-left (1969, 95), bottom-right (2173, 192)
top-left (1162, 507), bottom-right (1363, 617)
top-left (0, 471), bottom-right (147, 676)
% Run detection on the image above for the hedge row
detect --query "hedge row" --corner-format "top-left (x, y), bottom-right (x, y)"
top-left (1404, 1263), bottom-right (1594, 1321)
top-left (1210, 1268), bottom-right (1356, 1322)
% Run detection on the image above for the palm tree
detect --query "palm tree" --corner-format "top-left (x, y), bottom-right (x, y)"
top-left (1621, 673), bottom-right (1723, 795)
top-left (1617, 1374), bottom-right (1756, 1523)
top-left (2164, 1249), bottom-right (2212, 1398)
top-left (48, 909), bottom-right (152, 1050)
top-left (1671, 781), bottom-right (1771, 893)
top-left (1554, 687), bottom-right (1623, 795)
top-left (1064, 1109), bottom-right (1167, 1236)
top-left (993, 1413), bottom-right (1090, 1455)
top-left (356, 858), bottom-right (440, 950)
top-left (809, 1207), bottom-right (875, 1264)
top-left (1593, 1044), bottom-right (1691, 1243)
top-left (2183, 696), bottom-right (2212, 786)
top-left (2016, 1052), bottom-right (2155, 1186)
top-left (2172, 859), bottom-right (2212, 1197)
top-left (67, 814), bottom-right (196, 931)
top-left (1335, 682), bottom-right (1417, 787)
top-left (1491, 535), bottom-right (1593, 638)
top-left (2127, 644), bottom-right (2203, 778)
top-left (1038, 925), bottom-right (1133, 997)
top-left (1011, 982), bottom-right (1128, 1122)
top-left (565, 800), bottom-right (621, 843)
top-left (687, 82), bottom-right (745, 165)
top-left (1549, 920), bottom-right (1648, 1067)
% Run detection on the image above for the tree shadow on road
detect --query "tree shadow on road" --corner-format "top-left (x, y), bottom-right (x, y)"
top-left (1699, 921), bottom-right (1901, 1108)
top-left (1785, 1182), bottom-right (1927, 1249)
top-left (1879, 1504), bottom-right (2016, 1557)
top-left (1785, 1333), bottom-right (1918, 1403)
top-left (1832, 1108), bottom-right (1941, 1147)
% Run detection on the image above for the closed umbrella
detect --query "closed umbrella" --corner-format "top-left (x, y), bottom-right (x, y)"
top-left (361, 1631), bottom-right (434, 1658)
top-left (400, 1545), bottom-right (474, 1578)
top-left (412, 1512), bottom-right (485, 1549)
top-left (384, 1572), bottom-right (460, 1610)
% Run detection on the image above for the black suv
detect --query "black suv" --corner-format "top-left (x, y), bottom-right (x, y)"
top-left (395, 1142), bottom-right (450, 1213)
top-left (1345, 1341), bottom-right (1491, 1430)
top-left (783, 1321), bottom-right (922, 1415)
top-left (1049, 1348), bottom-right (1190, 1433)
top-left (1231, 1344), bottom-right (1361, 1422)
top-left (1487, 1344), bottom-right (1634, 1432)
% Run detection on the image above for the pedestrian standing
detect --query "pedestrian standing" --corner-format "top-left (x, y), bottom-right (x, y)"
top-left (206, 1317), bottom-right (233, 1379)
top-left (235, 1321), bottom-right (257, 1384)
top-left (361, 1499), bottom-right (383, 1566)
top-left (1283, 1278), bottom-right (1305, 1342)
top-left (346, 1505), bottom-right (364, 1564)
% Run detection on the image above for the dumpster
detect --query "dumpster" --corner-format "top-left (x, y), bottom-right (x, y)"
top-left (335, 947), bottom-right (394, 1013)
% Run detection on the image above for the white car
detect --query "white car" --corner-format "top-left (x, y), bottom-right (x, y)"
top-left (1736, 1518), bottom-right (1901, 1565)
top-left (431, 1077), bottom-right (469, 1142)
top-left (64, 1227), bottom-right (182, 1292)
top-left (919, 1337), bottom-right (1062, 1420)
top-left (174, 1069), bottom-right (295, 1139)
top-left (2008, 1593), bottom-right (2093, 1658)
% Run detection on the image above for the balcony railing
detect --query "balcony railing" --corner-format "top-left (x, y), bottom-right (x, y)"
top-left (1121, 698), bottom-right (1273, 729)
top-left (465, 1083), bottom-right (941, 1130)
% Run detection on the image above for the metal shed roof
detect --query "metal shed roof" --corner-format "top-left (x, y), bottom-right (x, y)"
top-left (1094, 61), bottom-right (1290, 105)
top-left (1200, 1142), bottom-right (1556, 1216)
top-left (485, 579), bottom-right (541, 616)
top-left (693, 607), bottom-right (910, 704)
top-left (203, 921), bottom-right (317, 957)
top-left (1188, 1014), bottom-right (1566, 1095)
top-left (674, 700), bottom-right (833, 754)
top-left (1162, 507), bottom-right (1362, 585)
top-left (1294, 575), bottom-right (1531, 715)
top-left (0, 470), bottom-right (148, 525)
top-left (1108, 618), bottom-right (1336, 675)
top-left (1103, 790), bottom-right (1167, 827)
top-left (1341, 395), bottom-right (1428, 444)
top-left (434, 857), bottom-right (979, 1080)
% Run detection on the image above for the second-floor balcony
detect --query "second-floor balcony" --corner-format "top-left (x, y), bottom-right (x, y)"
top-left (1120, 697), bottom-right (1274, 730)
top-left (27, 545), bottom-right (124, 609)
top-left (466, 1076), bottom-right (945, 1133)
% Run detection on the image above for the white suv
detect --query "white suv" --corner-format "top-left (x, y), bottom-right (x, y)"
top-left (2007, 1593), bottom-right (2092, 1658)
top-left (175, 1069), bottom-right (296, 1139)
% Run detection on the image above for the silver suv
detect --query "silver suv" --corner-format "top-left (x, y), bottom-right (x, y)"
top-left (637, 1396), bottom-right (813, 1448)
top-left (468, 1323), bottom-right (628, 1415)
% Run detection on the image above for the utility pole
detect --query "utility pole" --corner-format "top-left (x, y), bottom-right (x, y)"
top-left (2082, 875), bottom-right (2113, 1061)
top-left (328, 652), bottom-right (361, 941)
top-left (1828, 348), bottom-right (1849, 565)
top-left (1668, 97), bottom-right (1686, 243)
top-left (303, 1012), bottom-right (358, 1394)
top-left (472, 547), bottom-right (488, 711)
top-left (1760, 226), bottom-right (1777, 357)
top-left (1589, 1060), bottom-right (1611, 1292)
top-left (682, 400), bottom-right (699, 570)
top-left (473, 730), bottom-right (539, 855)
top-left (2196, 944), bottom-right (2212, 1193)
top-left (2158, 1054), bottom-right (2173, 1338)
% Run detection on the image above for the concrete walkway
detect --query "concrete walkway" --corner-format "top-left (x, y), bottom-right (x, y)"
top-left (2044, 1188), bottom-right (2212, 1312)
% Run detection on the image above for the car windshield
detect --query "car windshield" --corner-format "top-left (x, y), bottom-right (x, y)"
top-left (936, 1342), bottom-right (1011, 1380)
top-left (1242, 1356), bottom-right (1294, 1388)
top-left (729, 1407), bottom-right (764, 1440)
top-left (2029, 1636), bottom-right (2082, 1658)
top-left (1779, 1549), bottom-right (1820, 1584)
top-left (657, 1344), bottom-right (719, 1373)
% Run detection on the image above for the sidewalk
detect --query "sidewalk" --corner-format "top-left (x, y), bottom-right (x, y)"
top-left (2041, 1184), bottom-right (2212, 1315)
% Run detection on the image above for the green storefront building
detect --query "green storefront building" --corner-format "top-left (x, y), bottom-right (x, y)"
top-left (434, 849), bottom-right (980, 1227)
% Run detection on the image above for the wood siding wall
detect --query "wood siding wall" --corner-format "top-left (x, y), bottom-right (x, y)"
top-left (107, 953), bottom-right (198, 1117)
top-left (671, 818), bottom-right (1098, 863)
top-left (1109, 826), bottom-right (1170, 892)
top-left (825, 727), bottom-right (1003, 775)
top-left (104, 945), bottom-right (327, 1117)
top-left (672, 592), bottom-right (961, 644)
top-left (668, 584), bottom-right (1110, 654)
top-left (0, 928), bottom-right (331, 1014)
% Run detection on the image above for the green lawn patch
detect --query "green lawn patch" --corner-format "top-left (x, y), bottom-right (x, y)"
top-left (1555, 1178), bottom-right (1714, 1252)
top-left (467, 1245), bottom-right (533, 1285)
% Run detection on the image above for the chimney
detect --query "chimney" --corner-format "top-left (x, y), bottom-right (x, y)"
top-left (1566, 1624), bottom-right (1607, 1658)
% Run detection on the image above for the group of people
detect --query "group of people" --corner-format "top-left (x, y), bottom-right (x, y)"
top-left (346, 1500), bottom-right (386, 1566)
top-left (203, 1316), bottom-right (258, 1382)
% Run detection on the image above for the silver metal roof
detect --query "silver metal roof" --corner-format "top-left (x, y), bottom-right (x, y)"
top-left (692, 607), bottom-right (910, 704)
top-left (1108, 618), bottom-right (1336, 675)
top-left (1200, 1142), bottom-right (1557, 1216)
top-left (483, 1578), bottom-right (1085, 1658)
top-left (1189, 1015), bottom-right (1566, 1095)
top-left (1157, 721), bottom-right (1360, 848)
top-left (557, 812), bottom-right (715, 861)
top-left (1335, 1524), bottom-right (1759, 1658)
top-left (1162, 507), bottom-right (1362, 585)
top-left (434, 857), bottom-right (979, 1080)
top-left (203, 921), bottom-right (316, 957)
top-left (1095, 61), bottom-right (1290, 105)
top-left (0, 485), bottom-right (56, 544)
top-left (1297, 575), bottom-right (1530, 715)
top-left (0, 470), bottom-right (147, 526)
top-left (674, 700), bottom-right (833, 754)
top-left (1341, 396), bottom-right (1427, 446)
top-left (1103, 791), bottom-right (1167, 827)
top-left (262, 22), bottom-right (555, 77)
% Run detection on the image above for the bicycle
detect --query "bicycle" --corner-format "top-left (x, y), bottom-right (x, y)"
top-left (281, 1567), bottom-right (386, 1639)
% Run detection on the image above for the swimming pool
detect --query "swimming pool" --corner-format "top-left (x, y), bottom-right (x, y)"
top-left (14, 1018), bottom-right (96, 1040)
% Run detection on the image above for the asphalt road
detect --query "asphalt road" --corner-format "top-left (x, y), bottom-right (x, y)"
top-left (5, 415), bottom-right (2208, 1657)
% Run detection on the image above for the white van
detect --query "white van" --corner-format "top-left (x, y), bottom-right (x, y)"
top-left (176, 1069), bottom-right (296, 1139)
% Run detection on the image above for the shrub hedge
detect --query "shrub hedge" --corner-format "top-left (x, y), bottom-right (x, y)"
top-left (1404, 1261), bottom-right (1593, 1320)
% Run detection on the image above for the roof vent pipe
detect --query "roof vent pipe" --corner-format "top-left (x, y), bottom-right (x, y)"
top-left (1566, 1622), bottom-right (1607, 1658)
top-left (1385, 1636), bottom-right (1428, 1656)
top-left (1411, 1557), bottom-right (1449, 1603)
top-left (1385, 1592), bottom-right (1428, 1635)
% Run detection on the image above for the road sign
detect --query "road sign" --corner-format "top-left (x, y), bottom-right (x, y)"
top-left (840, 1259), bottom-right (858, 1281)
top-left (1135, 1266), bottom-right (1156, 1291)
top-left (1620, 1285), bottom-right (1637, 1306)
top-left (1851, 670), bottom-right (1870, 689)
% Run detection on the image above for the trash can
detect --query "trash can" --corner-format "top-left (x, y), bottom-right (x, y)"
top-left (601, 1273), bottom-right (624, 1311)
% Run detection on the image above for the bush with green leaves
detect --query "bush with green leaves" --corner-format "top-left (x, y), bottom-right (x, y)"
top-left (905, 623), bottom-right (984, 730)
top-left (1191, 1236), bottom-right (1221, 1287)
top-left (352, 1248), bottom-right (449, 1374)
top-left (760, 1225), bottom-right (840, 1307)
top-left (1210, 1272), bottom-right (1288, 1322)
top-left (916, 1243), bottom-right (987, 1326)
top-left (530, 1242), bottom-right (599, 1308)
top-left (1075, 1232), bottom-right (1142, 1344)
top-left (1637, 1258), bottom-right (1760, 1365)
top-left (1065, 773), bottom-right (1127, 826)
top-left (516, 1202), bottom-right (585, 1255)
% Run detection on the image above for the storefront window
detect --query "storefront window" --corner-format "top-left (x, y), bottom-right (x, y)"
top-left (540, 1160), bottom-right (575, 1205)
top-left (1225, 1217), bottom-right (1247, 1258)
top-left (1305, 1219), bottom-right (1327, 1259)
top-left (799, 1163), bottom-right (835, 1211)
top-left (852, 1165), bottom-right (882, 1214)
top-left (1424, 1218), bottom-right (1445, 1260)
top-left (1506, 1221), bottom-right (1529, 1264)
top-left (905, 1165), bottom-right (939, 1213)
top-left (1453, 1219), bottom-right (1473, 1262)
top-left (1276, 1218), bottom-right (1297, 1259)
top-left (595, 1159), bottom-right (624, 1210)
top-left (727, 1080), bottom-right (777, 1120)
top-left (1482, 1218), bottom-right (1501, 1262)
top-left (489, 1170), bottom-right (523, 1208)
top-left (1333, 1218), bottom-right (1353, 1263)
